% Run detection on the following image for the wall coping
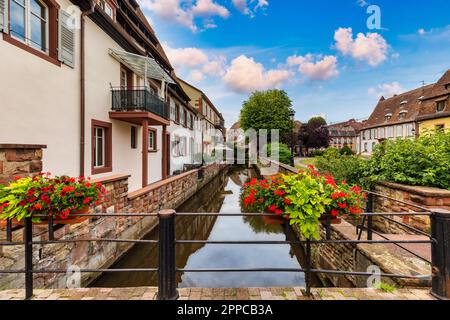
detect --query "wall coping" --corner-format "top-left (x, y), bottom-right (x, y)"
top-left (0, 144), bottom-right (47, 149)
top-left (260, 157), bottom-right (297, 173)
top-left (128, 169), bottom-right (198, 200)
top-left (377, 181), bottom-right (450, 198)
top-left (91, 174), bottom-right (131, 184)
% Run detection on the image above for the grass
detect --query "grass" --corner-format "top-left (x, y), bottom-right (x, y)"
top-left (297, 158), bottom-right (317, 167)
top-left (374, 282), bottom-right (396, 293)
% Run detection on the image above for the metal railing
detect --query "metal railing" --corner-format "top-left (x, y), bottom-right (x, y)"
top-left (1, 194), bottom-right (449, 300)
top-left (111, 86), bottom-right (170, 120)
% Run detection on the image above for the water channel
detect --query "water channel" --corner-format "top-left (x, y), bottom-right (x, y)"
top-left (92, 167), bottom-right (317, 288)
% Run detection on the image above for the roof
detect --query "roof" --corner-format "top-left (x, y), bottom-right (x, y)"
top-left (364, 84), bottom-right (435, 129)
top-left (178, 78), bottom-right (225, 121)
top-left (364, 70), bottom-right (450, 129)
top-left (327, 119), bottom-right (364, 136)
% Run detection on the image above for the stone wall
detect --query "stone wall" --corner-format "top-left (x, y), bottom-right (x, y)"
top-left (373, 182), bottom-right (450, 234)
top-left (0, 147), bottom-right (227, 289)
top-left (0, 144), bottom-right (46, 185)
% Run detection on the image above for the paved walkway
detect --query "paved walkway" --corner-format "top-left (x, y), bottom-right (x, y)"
top-left (0, 287), bottom-right (435, 300)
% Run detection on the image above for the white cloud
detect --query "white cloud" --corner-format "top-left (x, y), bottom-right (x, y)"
top-left (287, 54), bottom-right (339, 80)
top-left (141, 0), bottom-right (232, 32)
top-left (334, 27), bottom-right (389, 66)
top-left (232, 0), bottom-right (269, 16)
top-left (164, 45), bottom-right (209, 68)
top-left (223, 55), bottom-right (291, 93)
top-left (163, 43), bottom-right (227, 83)
top-left (192, 0), bottom-right (230, 18)
top-left (140, 0), bottom-right (197, 32)
top-left (189, 70), bottom-right (205, 82)
top-left (368, 82), bottom-right (403, 98)
top-left (418, 28), bottom-right (427, 35)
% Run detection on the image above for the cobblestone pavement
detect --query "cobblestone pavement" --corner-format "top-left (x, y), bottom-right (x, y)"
top-left (0, 287), bottom-right (435, 300)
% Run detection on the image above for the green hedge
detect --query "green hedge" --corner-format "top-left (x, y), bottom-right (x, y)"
top-left (264, 142), bottom-right (292, 165)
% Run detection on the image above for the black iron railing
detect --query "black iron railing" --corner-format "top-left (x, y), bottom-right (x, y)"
top-left (1, 192), bottom-right (449, 300)
top-left (111, 86), bottom-right (170, 120)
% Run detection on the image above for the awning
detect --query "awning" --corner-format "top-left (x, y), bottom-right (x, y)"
top-left (109, 49), bottom-right (175, 84)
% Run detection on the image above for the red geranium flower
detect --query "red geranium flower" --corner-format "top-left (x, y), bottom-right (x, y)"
top-left (284, 198), bottom-right (292, 205)
top-left (274, 190), bottom-right (285, 197)
top-left (338, 202), bottom-right (347, 209)
top-left (274, 209), bottom-right (283, 216)
top-left (331, 209), bottom-right (339, 217)
top-left (268, 204), bottom-right (277, 213)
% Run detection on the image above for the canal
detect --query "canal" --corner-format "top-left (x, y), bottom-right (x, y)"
top-left (92, 167), bottom-right (315, 288)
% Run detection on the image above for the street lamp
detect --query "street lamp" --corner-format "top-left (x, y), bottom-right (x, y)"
top-left (289, 110), bottom-right (296, 167)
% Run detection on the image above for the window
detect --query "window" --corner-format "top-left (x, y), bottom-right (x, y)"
top-left (92, 120), bottom-right (112, 174)
top-left (94, 127), bottom-right (105, 168)
top-left (172, 135), bottom-right (186, 157)
top-left (100, 1), bottom-right (114, 20)
top-left (175, 104), bottom-right (180, 123)
top-left (148, 129), bottom-right (157, 152)
top-left (180, 108), bottom-right (186, 127)
top-left (170, 101), bottom-right (176, 121)
top-left (364, 143), bottom-right (368, 152)
top-left (372, 142), bottom-right (376, 151)
top-left (379, 127), bottom-right (385, 139)
top-left (406, 124), bottom-right (414, 137)
top-left (396, 125), bottom-right (403, 137)
top-left (437, 100), bottom-right (447, 112)
top-left (131, 126), bottom-right (136, 149)
top-left (10, 0), bottom-right (48, 52)
top-left (387, 126), bottom-right (394, 138)
top-left (384, 113), bottom-right (392, 122)
top-left (398, 110), bottom-right (408, 120)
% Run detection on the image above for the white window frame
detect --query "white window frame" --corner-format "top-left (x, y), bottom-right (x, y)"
top-left (148, 130), bottom-right (156, 151)
top-left (10, 0), bottom-right (49, 53)
top-left (94, 127), bottom-right (105, 168)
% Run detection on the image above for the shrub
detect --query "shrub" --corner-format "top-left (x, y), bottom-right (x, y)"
top-left (339, 145), bottom-right (354, 156)
top-left (315, 148), bottom-right (368, 187)
top-left (312, 149), bottom-right (325, 157)
top-left (367, 130), bottom-right (450, 190)
top-left (264, 142), bottom-right (292, 165)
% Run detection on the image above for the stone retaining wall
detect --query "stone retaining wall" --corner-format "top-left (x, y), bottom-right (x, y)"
top-left (373, 182), bottom-right (450, 234)
top-left (0, 144), bottom-right (46, 185)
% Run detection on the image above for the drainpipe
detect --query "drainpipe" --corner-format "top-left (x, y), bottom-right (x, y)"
top-left (80, 3), bottom-right (96, 177)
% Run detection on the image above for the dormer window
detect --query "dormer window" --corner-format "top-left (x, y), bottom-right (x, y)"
top-left (445, 84), bottom-right (450, 90)
top-left (398, 110), bottom-right (408, 119)
top-left (400, 100), bottom-right (408, 105)
top-left (437, 100), bottom-right (447, 112)
top-left (384, 113), bottom-right (392, 122)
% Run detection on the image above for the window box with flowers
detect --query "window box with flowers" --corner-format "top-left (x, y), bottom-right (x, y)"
top-left (0, 173), bottom-right (107, 225)
top-left (240, 165), bottom-right (366, 240)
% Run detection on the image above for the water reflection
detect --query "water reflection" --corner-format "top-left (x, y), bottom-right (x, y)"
top-left (92, 167), bottom-right (311, 288)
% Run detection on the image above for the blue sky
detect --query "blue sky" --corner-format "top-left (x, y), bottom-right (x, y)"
top-left (140, 0), bottom-right (450, 126)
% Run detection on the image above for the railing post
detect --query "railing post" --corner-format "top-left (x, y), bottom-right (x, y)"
top-left (157, 209), bottom-right (179, 300)
top-left (366, 193), bottom-right (373, 241)
top-left (431, 209), bottom-right (450, 300)
top-left (6, 219), bottom-right (12, 242)
top-left (24, 217), bottom-right (33, 300)
top-left (305, 238), bottom-right (312, 297)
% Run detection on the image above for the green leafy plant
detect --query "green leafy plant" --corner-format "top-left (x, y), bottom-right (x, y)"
top-left (367, 130), bottom-right (450, 190)
top-left (264, 142), bottom-right (292, 165)
top-left (0, 174), bottom-right (106, 222)
top-left (316, 148), bottom-right (369, 187)
top-left (339, 145), bottom-right (354, 156)
top-left (240, 165), bottom-right (366, 239)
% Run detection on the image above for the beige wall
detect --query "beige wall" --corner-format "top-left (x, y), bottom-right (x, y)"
top-left (0, 0), bottom-right (81, 177)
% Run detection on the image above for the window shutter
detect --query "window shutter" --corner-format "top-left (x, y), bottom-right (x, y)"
top-left (0, 0), bottom-right (8, 33)
top-left (58, 9), bottom-right (75, 68)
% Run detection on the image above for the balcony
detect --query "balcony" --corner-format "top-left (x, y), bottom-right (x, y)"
top-left (214, 118), bottom-right (225, 129)
top-left (110, 87), bottom-right (170, 126)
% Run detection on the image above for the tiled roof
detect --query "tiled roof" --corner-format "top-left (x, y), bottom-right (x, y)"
top-left (327, 119), bottom-right (364, 136)
top-left (364, 70), bottom-right (450, 129)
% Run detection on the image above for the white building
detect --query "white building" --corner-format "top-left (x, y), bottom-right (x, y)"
top-left (0, 0), bottom-right (217, 191)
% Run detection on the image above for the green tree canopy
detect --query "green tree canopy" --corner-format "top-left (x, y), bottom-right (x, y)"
top-left (239, 90), bottom-right (294, 142)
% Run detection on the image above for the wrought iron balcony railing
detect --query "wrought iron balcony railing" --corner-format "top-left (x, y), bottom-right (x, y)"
top-left (111, 87), bottom-right (170, 120)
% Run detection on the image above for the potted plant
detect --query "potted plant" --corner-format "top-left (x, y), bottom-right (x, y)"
top-left (0, 173), bottom-right (106, 225)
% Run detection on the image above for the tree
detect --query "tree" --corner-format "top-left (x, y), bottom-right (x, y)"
top-left (299, 116), bottom-right (330, 149)
top-left (240, 90), bottom-right (294, 143)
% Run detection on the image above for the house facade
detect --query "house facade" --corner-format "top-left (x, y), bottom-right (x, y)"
top-left (326, 119), bottom-right (364, 153)
top-left (178, 79), bottom-right (226, 159)
top-left (0, 0), bottom-right (221, 192)
top-left (358, 70), bottom-right (450, 155)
